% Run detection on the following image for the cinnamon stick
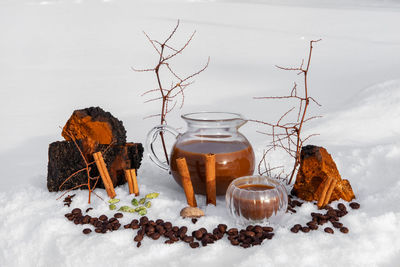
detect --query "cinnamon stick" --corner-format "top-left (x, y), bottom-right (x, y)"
top-left (323, 178), bottom-right (338, 207)
top-left (205, 153), bottom-right (216, 206)
top-left (176, 157), bottom-right (197, 207)
top-left (93, 152), bottom-right (116, 199)
top-left (125, 169), bottom-right (139, 196)
top-left (317, 177), bottom-right (333, 208)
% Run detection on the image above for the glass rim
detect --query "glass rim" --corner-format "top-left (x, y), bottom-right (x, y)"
top-left (229, 175), bottom-right (283, 191)
top-left (181, 111), bottom-right (245, 122)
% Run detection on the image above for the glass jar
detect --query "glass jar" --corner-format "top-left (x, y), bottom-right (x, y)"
top-left (146, 112), bottom-right (255, 195)
top-left (225, 175), bottom-right (288, 224)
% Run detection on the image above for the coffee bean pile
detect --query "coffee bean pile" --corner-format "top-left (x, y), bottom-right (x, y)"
top-left (287, 195), bottom-right (303, 213)
top-left (125, 216), bottom-right (275, 249)
top-left (63, 194), bottom-right (76, 207)
top-left (64, 208), bottom-right (123, 234)
top-left (290, 201), bottom-right (361, 235)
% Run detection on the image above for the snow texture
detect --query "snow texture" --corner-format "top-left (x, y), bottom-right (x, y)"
top-left (1, 0), bottom-right (400, 266)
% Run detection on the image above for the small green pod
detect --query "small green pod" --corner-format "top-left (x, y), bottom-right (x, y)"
top-left (131, 198), bottom-right (139, 206)
top-left (109, 204), bottom-right (116, 210)
top-left (145, 193), bottom-right (159, 199)
top-left (108, 199), bottom-right (120, 204)
top-left (144, 201), bottom-right (151, 208)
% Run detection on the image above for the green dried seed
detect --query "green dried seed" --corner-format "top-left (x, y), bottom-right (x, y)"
top-left (118, 206), bottom-right (131, 212)
top-left (145, 193), bottom-right (159, 199)
top-left (139, 198), bottom-right (146, 205)
top-left (108, 199), bottom-right (120, 204)
top-left (138, 208), bottom-right (147, 216)
top-left (127, 208), bottom-right (136, 213)
top-left (145, 201), bottom-right (151, 208)
top-left (135, 206), bottom-right (146, 212)
top-left (131, 198), bottom-right (139, 206)
top-left (109, 204), bottom-right (116, 210)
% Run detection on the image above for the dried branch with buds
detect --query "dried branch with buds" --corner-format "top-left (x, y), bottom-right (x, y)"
top-left (133, 20), bottom-right (209, 164)
top-left (251, 39), bottom-right (322, 185)
top-left (56, 129), bottom-right (113, 203)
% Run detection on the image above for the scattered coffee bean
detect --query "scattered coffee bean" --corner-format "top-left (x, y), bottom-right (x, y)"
top-left (114, 213), bottom-right (123, 218)
top-left (191, 218), bottom-right (198, 224)
top-left (332, 221), bottom-right (343, 229)
top-left (301, 227), bottom-right (310, 233)
top-left (337, 203), bottom-right (346, 212)
top-left (290, 227), bottom-right (299, 233)
top-left (190, 242), bottom-right (200, 248)
top-left (99, 215), bottom-right (108, 221)
top-left (324, 227), bottom-right (334, 234)
top-left (71, 208), bottom-right (82, 215)
top-left (85, 207), bottom-right (93, 213)
top-left (349, 202), bottom-right (360, 209)
top-left (83, 228), bottom-right (92, 234)
top-left (340, 227), bottom-right (349, 234)
top-left (136, 241), bottom-right (142, 248)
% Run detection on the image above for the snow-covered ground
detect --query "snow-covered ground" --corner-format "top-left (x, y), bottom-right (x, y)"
top-left (1, 0), bottom-right (400, 266)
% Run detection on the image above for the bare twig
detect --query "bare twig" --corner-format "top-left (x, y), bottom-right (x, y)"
top-left (252, 40), bottom-right (322, 185)
top-left (133, 20), bottom-right (209, 164)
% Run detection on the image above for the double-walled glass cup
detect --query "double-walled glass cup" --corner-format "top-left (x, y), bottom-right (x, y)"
top-left (146, 112), bottom-right (255, 195)
top-left (225, 175), bottom-right (288, 224)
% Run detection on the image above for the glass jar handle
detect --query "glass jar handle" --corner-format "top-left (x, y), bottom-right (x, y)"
top-left (146, 125), bottom-right (180, 171)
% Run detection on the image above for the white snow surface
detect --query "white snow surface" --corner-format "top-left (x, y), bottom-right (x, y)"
top-left (1, 0), bottom-right (400, 266)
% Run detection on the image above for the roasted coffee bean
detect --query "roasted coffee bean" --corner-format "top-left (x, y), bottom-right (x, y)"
top-left (327, 210), bottom-right (337, 218)
top-left (318, 219), bottom-right (328, 225)
top-left (246, 225), bottom-right (254, 231)
top-left (337, 203), bottom-right (346, 211)
top-left (309, 224), bottom-right (318, 230)
top-left (85, 207), bottom-right (93, 213)
top-left (151, 233), bottom-right (161, 240)
top-left (114, 213), bottom-right (123, 218)
top-left (155, 219), bottom-right (164, 225)
top-left (137, 241), bottom-right (142, 248)
top-left (134, 234), bottom-right (144, 242)
top-left (101, 228), bottom-right (107, 233)
top-left (73, 218), bottom-right (81, 225)
top-left (113, 223), bottom-right (121, 230)
top-left (290, 227), bottom-right (299, 233)
top-left (95, 228), bottom-right (102, 233)
top-left (349, 202), bottom-right (360, 209)
top-left (240, 243), bottom-right (250, 248)
top-left (95, 221), bottom-right (102, 228)
top-left (230, 239), bottom-right (240, 246)
top-left (99, 215), bottom-right (108, 221)
top-left (178, 226), bottom-right (188, 235)
top-left (262, 226), bottom-right (274, 232)
top-left (324, 227), bottom-right (334, 234)
top-left (194, 230), bottom-right (203, 240)
top-left (288, 206), bottom-right (297, 213)
top-left (163, 222), bottom-right (172, 229)
top-left (191, 218), bottom-right (198, 224)
top-left (252, 226), bottom-right (262, 234)
top-left (190, 242), bottom-right (200, 248)
top-left (311, 212), bottom-right (322, 218)
top-left (323, 205), bottom-right (333, 210)
top-left (337, 210), bottom-right (347, 217)
top-left (255, 232), bottom-right (263, 239)
top-left (109, 217), bottom-right (117, 223)
top-left (82, 215), bottom-right (90, 224)
top-left (340, 227), bottom-right (349, 234)
top-left (244, 231), bottom-right (255, 238)
top-left (227, 228), bottom-right (238, 236)
top-left (124, 224), bottom-right (131, 229)
top-left (292, 224), bottom-right (302, 230)
top-left (83, 228), bottom-right (92, 234)
top-left (201, 239), bottom-right (208, 247)
top-left (170, 236), bottom-right (179, 242)
top-left (266, 233), bottom-right (274, 239)
top-left (183, 236), bottom-right (194, 243)
top-left (172, 226), bottom-right (179, 232)
top-left (329, 216), bottom-right (339, 222)
top-left (301, 227), bottom-right (310, 233)
top-left (165, 240), bottom-right (174, 244)
top-left (71, 208), bottom-right (82, 215)
top-left (89, 218), bottom-right (97, 224)
top-left (332, 221), bottom-right (343, 228)
top-left (306, 221), bottom-right (317, 227)
top-left (140, 216), bottom-right (149, 225)
top-left (148, 220), bottom-right (156, 227)
top-left (146, 226), bottom-right (155, 235)
top-left (292, 200), bottom-right (303, 207)
top-left (218, 224), bottom-right (227, 233)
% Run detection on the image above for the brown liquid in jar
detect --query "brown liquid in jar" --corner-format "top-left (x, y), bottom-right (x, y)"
top-left (170, 140), bottom-right (255, 195)
top-left (233, 184), bottom-right (278, 220)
